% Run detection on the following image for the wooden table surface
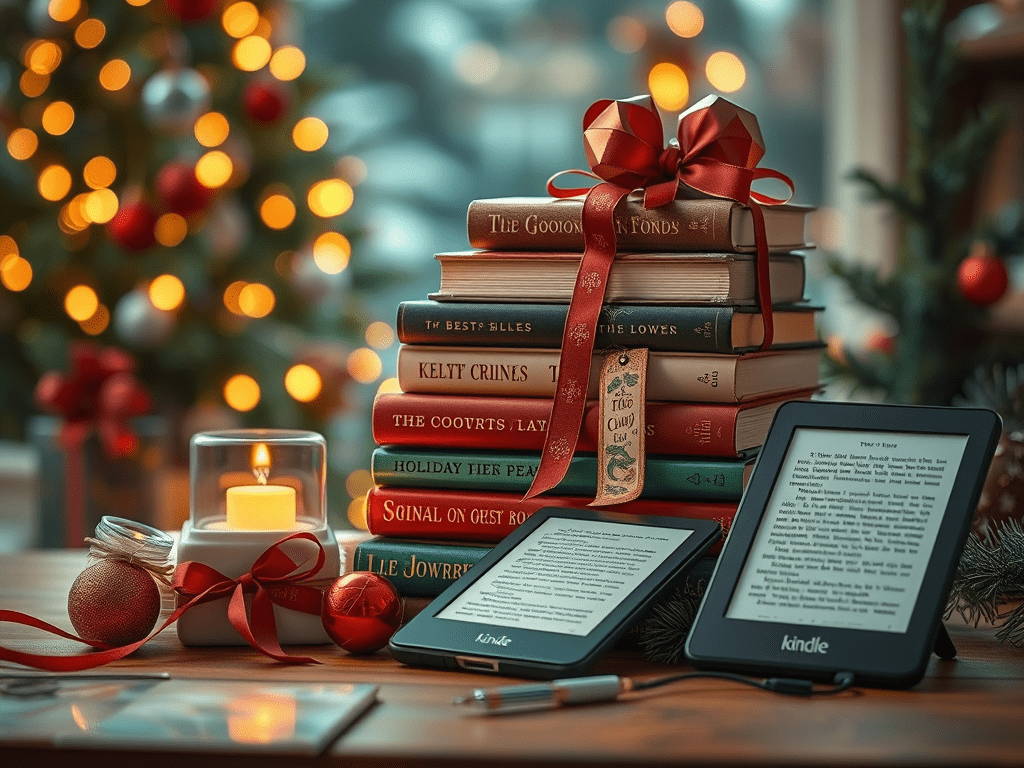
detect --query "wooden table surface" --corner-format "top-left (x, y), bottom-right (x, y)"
top-left (3, 549), bottom-right (1024, 767)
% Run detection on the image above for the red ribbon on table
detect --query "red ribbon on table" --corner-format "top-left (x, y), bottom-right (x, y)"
top-left (0, 532), bottom-right (328, 671)
top-left (34, 342), bottom-right (153, 547)
top-left (525, 94), bottom-right (795, 501)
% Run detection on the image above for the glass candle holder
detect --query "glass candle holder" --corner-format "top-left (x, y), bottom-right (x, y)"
top-left (176, 429), bottom-right (340, 646)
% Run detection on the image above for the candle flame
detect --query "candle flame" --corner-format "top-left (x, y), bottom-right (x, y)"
top-left (252, 442), bottom-right (270, 485)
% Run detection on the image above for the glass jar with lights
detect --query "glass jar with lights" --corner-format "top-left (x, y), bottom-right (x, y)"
top-left (176, 429), bottom-right (340, 646)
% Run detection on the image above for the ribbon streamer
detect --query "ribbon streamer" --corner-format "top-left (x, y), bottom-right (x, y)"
top-left (0, 532), bottom-right (328, 671)
top-left (526, 95), bottom-right (794, 501)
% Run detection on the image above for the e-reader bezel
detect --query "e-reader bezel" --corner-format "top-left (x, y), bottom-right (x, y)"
top-left (685, 401), bottom-right (1001, 688)
top-left (388, 507), bottom-right (721, 679)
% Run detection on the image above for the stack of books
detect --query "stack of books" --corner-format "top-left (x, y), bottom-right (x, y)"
top-left (362, 192), bottom-right (822, 604)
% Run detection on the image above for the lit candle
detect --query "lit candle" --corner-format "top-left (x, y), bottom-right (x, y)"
top-left (225, 442), bottom-right (297, 530)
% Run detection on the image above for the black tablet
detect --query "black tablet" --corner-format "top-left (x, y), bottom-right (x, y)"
top-left (685, 401), bottom-right (1001, 688)
top-left (389, 507), bottom-right (721, 679)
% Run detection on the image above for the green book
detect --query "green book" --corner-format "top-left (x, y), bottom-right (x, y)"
top-left (352, 537), bottom-right (492, 597)
top-left (370, 446), bottom-right (757, 501)
top-left (397, 300), bottom-right (821, 353)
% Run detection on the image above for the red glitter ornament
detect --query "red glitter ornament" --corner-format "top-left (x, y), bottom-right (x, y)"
top-left (321, 572), bottom-right (402, 653)
top-left (156, 161), bottom-right (212, 216)
top-left (107, 201), bottom-right (157, 252)
top-left (164, 0), bottom-right (217, 22)
top-left (67, 559), bottom-right (161, 645)
top-left (243, 81), bottom-right (289, 124)
top-left (958, 246), bottom-right (1009, 306)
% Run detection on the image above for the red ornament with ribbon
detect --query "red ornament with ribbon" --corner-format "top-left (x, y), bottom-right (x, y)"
top-left (524, 94), bottom-right (795, 504)
top-left (34, 342), bottom-right (153, 547)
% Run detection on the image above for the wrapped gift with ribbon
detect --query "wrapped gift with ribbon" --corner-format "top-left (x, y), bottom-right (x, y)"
top-left (523, 94), bottom-right (796, 504)
top-left (33, 342), bottom-right (157, 547)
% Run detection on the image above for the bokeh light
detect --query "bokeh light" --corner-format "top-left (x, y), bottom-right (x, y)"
top-left (75, 18), bottom-right (106, 49)
top-left (607, 16), bottom-right (647, 54)
top-left (259, 192), bottom-right (296, 230)
top-left (292, 117), bottom-right (328, 152)
top-left (312, 232), bottom-right (350, 274)
top-left (7, 129), bottom-right (39, 161)
top-left (20, 70), bottom-right (49, 98)
top-left (224, 374), bottom-right (260, 412)
top-left (84, 188), bottom-right (119, 224)
top-left (0, 239), bottom-right (32, 292)
top-left (269, 46), bottom-right (306, 81)
top-left (48, 0), bottom-right (81, 23)
top-left (79, 304), bottom-right (110, 335)
top-left (706, 51), bottom-right (746, 93)
top-left (195, 150), bottom-right (233, 188)
top-left (648, 62), bottom-right (690, 112)
top-left (666, 1), bottom-right (704, 38)
top-left (307, 179), bottom-right (353, 218)
top-left (99, 59), bottom-right (131, 91)
top-left (232, 35), bottom-right (272, 72)
top-left (365, 321), bottom-right (395, 350)
top-left (222, 1), bottom-right (259, 37)
top-left (41, 101), bottom-right (75, 136)
top-left (194, 111), bottom-right (230, 147)
top-left (335, 156), bottom-right (368, 186)
top-left (64, 284), bottom-right (99, 322)
top-left (149, 274), bottom-right (185, 311)
top-left (25, 41), bottom-right (62, 75)
top-left (38, 164), bottom-right (72, 201)
top-left (376, 377), bottom-right (402, 396)
top-left (346, 469), bottom-right (374, 501)
top-left (347, 347), bottom-right (382, 384)
top-left (347, 495), bottom-right (368, 530)
top-left (61, 194), bottom-right (90, 231)
top-left (83, 156), bottom-right (117, 189)
top-left (155, 213), bottom-right (188, 247)
top-left (284, 363), bottom-right (322, 402)
top-left (238, 282), bottom-right (275, 317)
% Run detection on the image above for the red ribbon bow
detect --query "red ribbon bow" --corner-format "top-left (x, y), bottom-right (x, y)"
top-left (526, 95), bottom-right (794, 501)
top-left (0, 532), bottom-right (328, 671)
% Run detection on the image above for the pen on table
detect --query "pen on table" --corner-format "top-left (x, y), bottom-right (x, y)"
top-left (453, 675), bottom-right (632, 713)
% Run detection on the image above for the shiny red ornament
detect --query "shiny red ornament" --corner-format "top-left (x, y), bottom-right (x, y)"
top-left (156, 161), bottom-right (212, 216)
top-left (67, 559), bottom-right (161, 645)
top-left (321, 572), bottom-right (402, 653)
top-left (958, 249), bottom-right (1009, 306)
top-left (163, 0), bottom-right (217, 22)
top-left (107, 201), bottom-right (157, 252)
top-left (243, 81), bottom-right (289, 124)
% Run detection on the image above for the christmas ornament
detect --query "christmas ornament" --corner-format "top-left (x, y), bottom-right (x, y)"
top-left (958, 244), bottom-right (1010, 306)
top-left (321, 572), bottom-right (402, 653)
top-left (107, 200), bottom-right (157, 252)
top-left (156, 160), bottom-right (212, 216)
top-left (202, 196), bottom-right (249, 256)
top-left (243, 81), bottom-right (290, 124)
top-left (113, 289), bottom-right (175, 348)
top-left (164, 0), bottom-right (218, 22)
top-left (67, 559), bottom-right (162, 645)
top-left (142, 68), bottom-right (211, 134)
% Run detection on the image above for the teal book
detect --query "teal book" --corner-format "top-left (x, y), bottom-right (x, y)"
top-left (370, 446), bottom-right (757, 501)
top-left (352, 537), bottom-right (492, 597)
top-left (396, 300), bottom-right (821, 353)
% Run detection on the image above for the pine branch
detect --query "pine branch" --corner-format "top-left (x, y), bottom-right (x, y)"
top-left (847, 169), bottom-right (922, 221)
top-left (826, 256), bottom-right (902, 317)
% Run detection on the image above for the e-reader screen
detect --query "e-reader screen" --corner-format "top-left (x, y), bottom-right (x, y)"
top-left (724, 428), bottom-right (969, 633)
top-left (435, 516), bottom-right (695, 636)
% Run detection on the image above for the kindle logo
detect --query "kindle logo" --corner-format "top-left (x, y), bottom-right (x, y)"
top-left (475, 633), bottom-right (512, 647)
top-left (781, 634), bottom-right (829, 654)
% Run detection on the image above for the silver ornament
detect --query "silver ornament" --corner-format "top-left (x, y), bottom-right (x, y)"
top-left (141, 68), bottom-right (211, 135)
top-left (114, 289), bottom-right (175, 348)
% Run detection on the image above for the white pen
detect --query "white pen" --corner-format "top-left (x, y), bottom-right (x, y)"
top-left (453, 674), bottom-right (633, 713)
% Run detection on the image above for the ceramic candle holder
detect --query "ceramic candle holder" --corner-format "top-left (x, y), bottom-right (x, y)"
top-left (176, 429), bottom-right (340, 646)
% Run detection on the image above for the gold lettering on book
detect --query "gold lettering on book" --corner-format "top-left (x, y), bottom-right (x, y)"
top-left (418, 362), bottom-right (466, 379)
top-left (402, 555), bottom-right (475, 580)
top-left (470, 363), bottom-right (528, 381)
top-left (381, 499), bottom-right (443, 523)
top-left (391, 413), bottom-right (425, 427)
top-left (429, 415), bottom-right (505, 430)
top-left (364, 554), bottom-right (399, 576)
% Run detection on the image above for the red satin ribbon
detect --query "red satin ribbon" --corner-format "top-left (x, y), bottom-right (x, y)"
top-left (0, 532), bottom-right (327, 671)
top-left (526, 95), bottom-right (794, 501)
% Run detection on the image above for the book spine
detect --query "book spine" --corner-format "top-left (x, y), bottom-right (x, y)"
top-left (396, 345), bottom-right (739, 401)
top-left (352, 538), bottom-right (492, 597)
top-left (371, 447), bottom-right (749, 500)
top-left (397, 301), bottom-right (738, 353)
top-left (371, 393), bottom-right (745, 455)
top-left (467, 197), bottom-right (735, 251)
top-left (364, 486), bottom-right (735, 547)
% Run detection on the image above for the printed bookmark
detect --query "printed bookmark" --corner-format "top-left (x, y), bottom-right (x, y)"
top-left (592, 348), bottom-right (648, 505)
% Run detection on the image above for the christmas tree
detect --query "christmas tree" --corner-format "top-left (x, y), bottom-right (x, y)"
top-left (825, 0), bottom-right (1023, 406)
top-left (0, 0), bottom-right (382, 451)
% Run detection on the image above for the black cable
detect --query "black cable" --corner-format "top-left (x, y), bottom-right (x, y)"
top-left (631, 669), bottom-right (856, 697)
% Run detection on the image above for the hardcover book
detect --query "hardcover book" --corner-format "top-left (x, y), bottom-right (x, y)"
top-left (396, 300), bottom-right (821, 352)
top-left (364, 485), bottom-right (736, 545)
top-left (371, 390), bottom-right (816, 456)
top-left (430, 251), bottom-right (807, 305)
top-left (466, 194), bottom-right (814, 252)
top-left (371, 446), bottom-right (757, 501)
top-left (352, 537), bottom-right (492, 597)
top-left (396, 344), bottom-right (824, 402)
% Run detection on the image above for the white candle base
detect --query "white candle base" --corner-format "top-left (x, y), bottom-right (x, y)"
top-left (175, 520), bottom-right (341, 647)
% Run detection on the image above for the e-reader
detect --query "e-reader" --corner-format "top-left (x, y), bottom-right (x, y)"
top-left (685, 401), bottom-right (1001, 689)
top-left (389, 507), bottom-right (721, 679)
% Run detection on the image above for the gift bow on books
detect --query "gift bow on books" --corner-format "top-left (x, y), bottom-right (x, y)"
top-left (526, 94), bottom-right (795, 502)
top-left (0, 532), bottom-right (328, 671)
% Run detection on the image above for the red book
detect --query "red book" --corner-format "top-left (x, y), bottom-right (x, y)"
top-left (364, 486), bottom-right (735, 550)
top-left (372, 390), bottom-right (815, 457)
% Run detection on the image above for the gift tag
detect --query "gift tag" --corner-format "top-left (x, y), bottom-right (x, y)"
top-left (592, 348), bottom-right (648, 505)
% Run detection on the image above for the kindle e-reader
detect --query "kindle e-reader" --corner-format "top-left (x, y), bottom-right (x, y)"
top-left (389, 507), bottom-right (721, 679)
top-left (685, 401), bottom-right (1001, 689)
